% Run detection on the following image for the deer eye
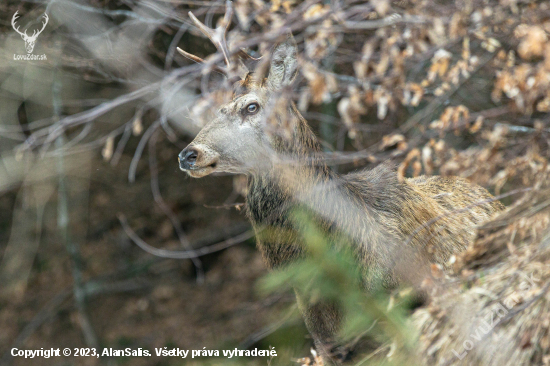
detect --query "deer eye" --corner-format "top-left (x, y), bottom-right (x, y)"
top-left (244, 102), bottom-right (260, 115)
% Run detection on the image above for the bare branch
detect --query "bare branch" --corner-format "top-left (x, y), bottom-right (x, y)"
top-left (118, 213), bottom-right (254, 259)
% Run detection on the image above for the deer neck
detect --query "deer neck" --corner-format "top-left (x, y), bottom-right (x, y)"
top-left (246, 102), bottom-right (335, 227)
top-left (254, 102), bottom-right (333, 187)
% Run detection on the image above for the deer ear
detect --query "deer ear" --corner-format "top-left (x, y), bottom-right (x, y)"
top-left (266, 35), bottom-right (298, 90)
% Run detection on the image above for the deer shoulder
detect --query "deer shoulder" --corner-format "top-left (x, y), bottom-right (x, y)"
top-left (341, 164), bottom-right (503, 286)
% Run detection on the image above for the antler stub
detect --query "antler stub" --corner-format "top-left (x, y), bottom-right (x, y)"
top-left (177, 0), bottom-right (233, 76)
top-left (176, 0), bottom-right (261, 79)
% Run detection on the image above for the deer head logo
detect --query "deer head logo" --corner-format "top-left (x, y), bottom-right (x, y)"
top-left (12, 11), bottom-right (48, 54)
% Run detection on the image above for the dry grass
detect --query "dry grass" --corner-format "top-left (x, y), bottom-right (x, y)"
top-left (414, 168), bottom-right (550, 366)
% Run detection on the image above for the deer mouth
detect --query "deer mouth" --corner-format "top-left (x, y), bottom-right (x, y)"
top-left (185, 161), bottom-right (218, 178)
top-left (178, 144), bottom-right (220, 178)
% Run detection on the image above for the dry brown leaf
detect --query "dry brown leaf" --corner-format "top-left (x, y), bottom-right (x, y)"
top-left (380, 134), bottom-right (405, 150)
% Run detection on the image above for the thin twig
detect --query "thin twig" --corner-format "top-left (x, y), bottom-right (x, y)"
top-left (337, 13), bottom-right (427, 30)
top-left (33, 83), bottom-right (161, 155)
top-left (54, 119), bottom-right (98, 348)
top-left (148, 130), bottom-right (205, 283)
top-left (52, 36), bottom-right (98, 348)
top-left (118, 213), bottom-right (255, 259)
top-left (128, 119), bottom-right (161, 183)
top-left (203, 202), bottom-right (246, 210)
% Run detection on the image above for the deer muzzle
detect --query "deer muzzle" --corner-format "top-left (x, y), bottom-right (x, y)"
top-left (178, 145), bottom-right (218, 178)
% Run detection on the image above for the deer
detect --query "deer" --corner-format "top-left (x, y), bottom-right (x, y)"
top-left (12, 11), bottom-right (49, 54)
top-left (176, 3), bottom-right (504, 364)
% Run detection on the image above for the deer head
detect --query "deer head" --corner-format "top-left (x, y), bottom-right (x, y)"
top-left (177, 2), bottom-right (300, 178)
top-left (12, 11), bottom-right (49, 54)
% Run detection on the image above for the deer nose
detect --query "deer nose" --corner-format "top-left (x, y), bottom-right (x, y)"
top-left (179, 147), bottom-right (199, 170)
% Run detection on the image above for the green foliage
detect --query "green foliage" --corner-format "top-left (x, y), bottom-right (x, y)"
top-left (259, 209), bottom-right (419, 364)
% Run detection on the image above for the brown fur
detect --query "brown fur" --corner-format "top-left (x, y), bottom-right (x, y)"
top-left (242, 103), bottom-right (503, 362)
top-left (177, 35), bottom-right (504, 364)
